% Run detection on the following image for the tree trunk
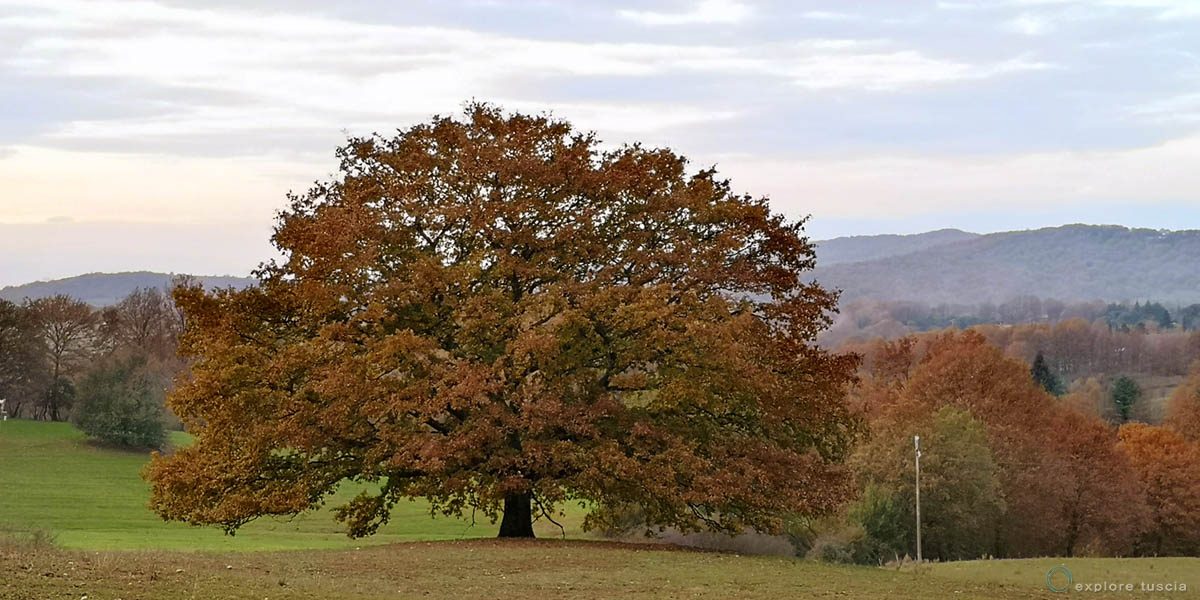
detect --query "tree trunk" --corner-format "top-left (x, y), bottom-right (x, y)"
top-left (498, 491), bottom-right (535, 538)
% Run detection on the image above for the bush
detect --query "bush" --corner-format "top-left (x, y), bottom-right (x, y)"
top-left (71, 354), bottom-right (166, 450)
top-left (806, 523), bottom-right (895, 565)
top-left (850, 484), bottom-right (909, 560)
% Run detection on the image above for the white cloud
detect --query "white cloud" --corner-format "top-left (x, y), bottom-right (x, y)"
top-left (0, 0), bottom-right (1051, 157)
top-left (783, 48), bottom-right (1052, 91)
top-left (618, 0), bottom-right (752, 26)
top-left (1, 0), bottom-right (757, 150)
top-left (801, 11), bottom-right (859, 21)
top-left (1110, 0), bottom-right (1200, 19)
top-left (1003, 13), bottom-right (1056, 34)
top-left (1007, 0), bottom-right (1200, 19)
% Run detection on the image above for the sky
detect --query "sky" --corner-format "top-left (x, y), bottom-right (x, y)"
top-left (2, 0), bottom-right (1199, 286)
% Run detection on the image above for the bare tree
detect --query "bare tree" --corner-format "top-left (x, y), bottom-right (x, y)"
top-left (100, 287), bottom-right (179, 359)
top-left (0, 299), bottom-right (41, 418)
top-left (26, 295), bottom-right (98, 421)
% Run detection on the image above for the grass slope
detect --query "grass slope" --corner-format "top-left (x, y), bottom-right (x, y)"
top-left (0, 420), bottom-right (583, 551)
top-left (0, 539), bottom-right (1095, 600)
top-left (930, 557), bottom-right (1199, 596)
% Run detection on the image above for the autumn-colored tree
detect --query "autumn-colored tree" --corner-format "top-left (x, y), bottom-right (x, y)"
top-left (145, 105), bottom-right (861, 539)
top-left (1061, 377), bottom-right (1109, 421)
top-left (1046, 407), bottom-right (1147, 557)
top-left (1166, 364), bottom-right (1200, 443)
top-left (26, 295), bottom-right (98, 421)
top-left (845, 337), bottom-right (918, 417)
top-left (1117, 423), bottom-right (1200, 555)
top-left (869, 331), bottom-right (1145, 557)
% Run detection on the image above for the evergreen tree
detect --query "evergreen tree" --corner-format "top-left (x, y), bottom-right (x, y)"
top-left (1111, 376), bottom-right (1141, 423)
top-left (1030, 351), bottom-right (1064, 396)
top-left (1146, 302), bottom-right (1173, 329)
top-left (1179, 304), bottom-right (1200, 331)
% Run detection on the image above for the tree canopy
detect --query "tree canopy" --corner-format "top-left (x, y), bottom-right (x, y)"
top-left (1118, 423), bottom-right (1200, 555)
top-left (851, 406), bottom-right (1004, 562)
top-left (145, 104), bottom-right (861, 539)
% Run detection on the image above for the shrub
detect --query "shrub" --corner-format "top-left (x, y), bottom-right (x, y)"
top-left (71, 354), bottom-right (166, 450)
top-left (806, 523), bottom-right (892, 565)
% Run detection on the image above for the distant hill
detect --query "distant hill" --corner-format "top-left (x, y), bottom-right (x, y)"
top-left (815, 229), bottom-right (980, 266)
top-left (812, 224), bottom-right (1200, 305)
top-left (8, 224), bottom-right (1199, 307)
top-left (0, 272), bottom-right (258, 306)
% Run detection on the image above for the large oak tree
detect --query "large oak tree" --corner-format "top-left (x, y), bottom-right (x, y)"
top-left (146, 104), bottom-right (860, 538)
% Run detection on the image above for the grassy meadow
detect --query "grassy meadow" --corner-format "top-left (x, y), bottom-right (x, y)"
top-left (3, 419), bottom-right (1198, 599)
top-left (0, 419), bottom-right (584, 551)
top-left (0, 538), bottom-right (1134, 600)
top-left (6, 539), bottom-right (1198, 599)
top-left (930, 557), bottom-right (1199, 593)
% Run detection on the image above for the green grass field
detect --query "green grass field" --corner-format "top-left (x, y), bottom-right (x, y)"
top-left (930, 557), bottom-right (1198, 594)
top-left (0, 419), bottom-right (584, 551)
top-left (3, 419), bottom-right (1198, 599)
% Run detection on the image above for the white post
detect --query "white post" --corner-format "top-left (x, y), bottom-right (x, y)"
top-left (914, 434), bottom-right (922, 563)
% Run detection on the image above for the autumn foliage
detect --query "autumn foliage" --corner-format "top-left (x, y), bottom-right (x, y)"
top-left (1117, 423), bottom-right (1200, 555)
top-left (144, 104), bottom-right (860, 539)
top-left (848, 331), bottom-right (1149, 559)
top-left (1167, 363), bottom-right (1200, 442)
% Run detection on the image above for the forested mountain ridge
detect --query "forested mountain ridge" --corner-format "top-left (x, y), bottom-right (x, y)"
top-left (0, 271), bottom-right (257, 306)
top-left (813, 224), bottom-right (1200, 304)
top-left (814, 228), bottom-right (980, 266)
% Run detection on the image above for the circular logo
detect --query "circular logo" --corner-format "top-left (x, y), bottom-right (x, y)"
top-left (1046, 565), bottom-right (1073, 593)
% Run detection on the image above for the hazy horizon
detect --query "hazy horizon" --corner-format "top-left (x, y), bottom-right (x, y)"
top-left (5, 220), bottom-right (1200, 288)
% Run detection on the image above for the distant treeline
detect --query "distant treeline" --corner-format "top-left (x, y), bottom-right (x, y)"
top-left (842, 317), bottom-right (1200, 387)
top-left (825, 296), bottom-right (1200, 349)
top-left (0, 280), bottom-right (192, 447)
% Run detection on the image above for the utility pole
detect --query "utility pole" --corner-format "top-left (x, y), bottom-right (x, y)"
top-left (914, 434), bottom-right (922, 563)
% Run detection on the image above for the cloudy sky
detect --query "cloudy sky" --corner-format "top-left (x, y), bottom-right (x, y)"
top-left (2, 0), bottom-right (1199, 285)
